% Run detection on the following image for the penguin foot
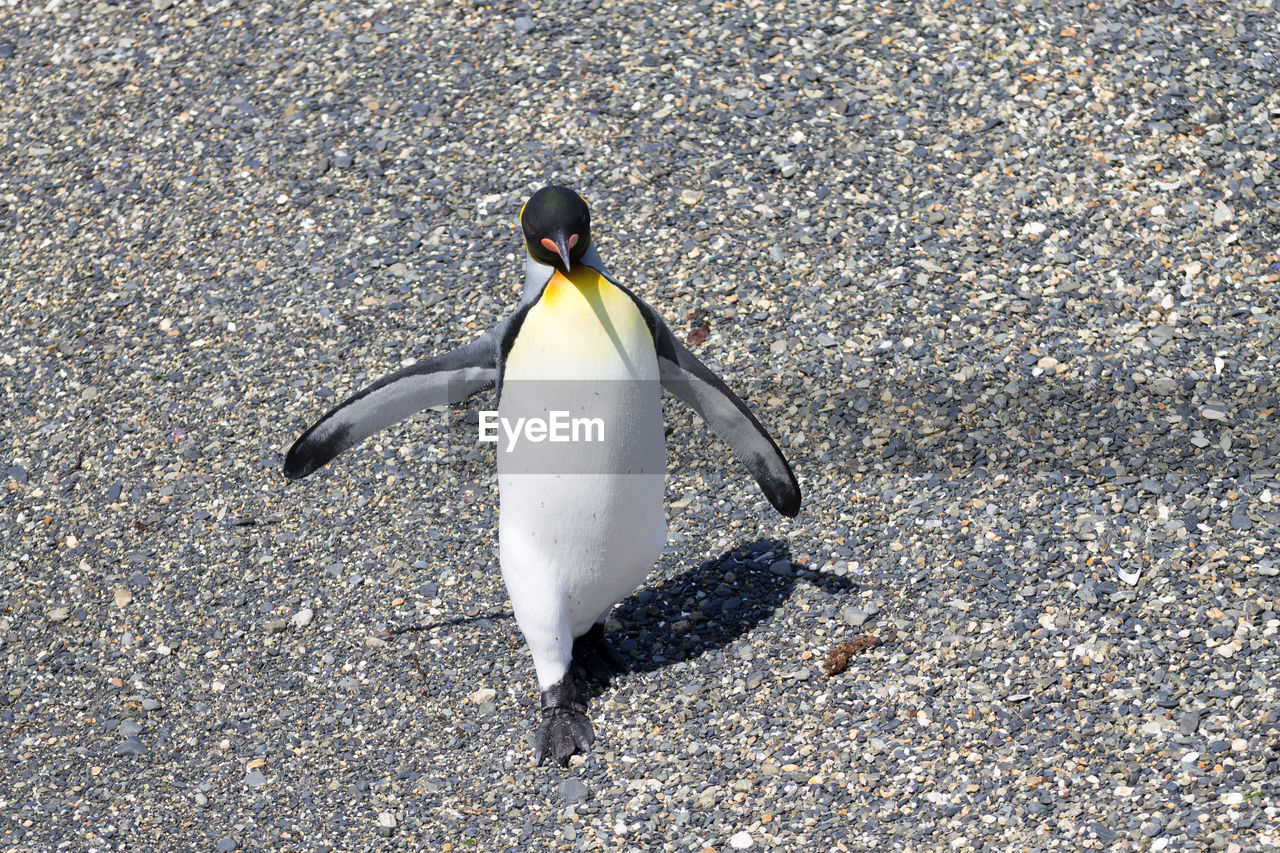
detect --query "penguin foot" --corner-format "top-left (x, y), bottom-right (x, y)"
top-left (534, 678), bottom-right (594, 766)
top-left (571, 623), bottom-right (628, 683)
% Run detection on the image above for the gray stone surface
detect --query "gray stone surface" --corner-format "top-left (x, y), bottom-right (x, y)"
top-left (1, 1), bottom-right (1277, 850)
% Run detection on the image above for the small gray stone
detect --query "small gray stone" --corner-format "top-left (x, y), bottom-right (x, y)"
top-left (141, 698), bottom-right (161, 711)
top-left (768, 559), bottom-right (791, 576)
top-left (332, 150), bottom-right (353, 169)
top-left (843, 606), bottom-right (870, 627)
top-left (377, 812), bottom-right (396, 837)
top-left (1090, 823), bottom-right (1117, 844)
top-left (264, 618), bottom-right (288, 634)
top-left (215, 837), bottom-right (238, 853)
top-left (559, 777), bottom-right (589, 803)
top-left (513, 16), bottom-right (535, 34)
top-left (115, 737), bottom-right (148, 756)
top-left (1201, 404), bottom-right (1229, 421)
top-left (1230, 511), bottom-right (1253, 531)
top-left (0, 42), bottom-right (14, 60)
top-left (245, 770), bottom-right (266, 788)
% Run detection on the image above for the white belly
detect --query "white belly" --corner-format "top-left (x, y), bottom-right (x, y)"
top-left (496, 267), bottom-right (666, 682)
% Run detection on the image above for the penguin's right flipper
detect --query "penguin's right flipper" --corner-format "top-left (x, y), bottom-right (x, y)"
top-left (656, 337), bottom-right (801, 518)
top-left (284, 333), bottom-right (498, 480)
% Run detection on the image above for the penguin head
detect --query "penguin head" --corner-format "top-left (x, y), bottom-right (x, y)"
top-left (521, 186), bottom-right (591, 273)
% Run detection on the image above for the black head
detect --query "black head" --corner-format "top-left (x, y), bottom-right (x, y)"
top-left (520, 186), bottom-right (591, 272)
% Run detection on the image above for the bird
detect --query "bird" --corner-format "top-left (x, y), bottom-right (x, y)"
top-left (284, 185), bottom-right (800, 765)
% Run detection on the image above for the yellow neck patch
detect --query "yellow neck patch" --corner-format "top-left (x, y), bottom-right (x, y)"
top-left (506, 265), bottom-right (654, 369)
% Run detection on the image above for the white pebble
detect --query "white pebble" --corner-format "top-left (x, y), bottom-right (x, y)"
top-left (729, 831), bottom-right (754, 849)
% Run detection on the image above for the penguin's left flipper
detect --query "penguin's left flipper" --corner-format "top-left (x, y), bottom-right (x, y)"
top-left (284, 332), bottom-right (499, 480)
top-left (656, 337), bottom-right (801, 517)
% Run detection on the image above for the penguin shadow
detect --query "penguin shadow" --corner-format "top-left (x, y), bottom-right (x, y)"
top-left (577, 538), bottom-right (853, 700)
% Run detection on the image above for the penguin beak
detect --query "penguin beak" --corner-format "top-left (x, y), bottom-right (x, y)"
top-left (555, 235), bottom-right (573, 272)
top-left (539, 235), bottom-right (576, 272)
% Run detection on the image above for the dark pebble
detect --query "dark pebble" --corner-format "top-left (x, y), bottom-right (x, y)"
top-left (115, 737), bottom-right (148, 756)
top-left (1090, 822), bottom-right (1118, 843)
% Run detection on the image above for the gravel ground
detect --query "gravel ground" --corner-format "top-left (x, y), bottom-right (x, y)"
top-left (3, 0), bottom-right (1279, 850)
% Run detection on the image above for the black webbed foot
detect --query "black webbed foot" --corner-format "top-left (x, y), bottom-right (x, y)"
top-left (571, 623), bottom-right (628, 684)
top-left (533, 677), bottom-right (594, 766)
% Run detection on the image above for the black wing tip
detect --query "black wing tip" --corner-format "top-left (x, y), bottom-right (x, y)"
top-left (772, 484), bottom-right (802, 517)
top-left (282, 434), bottom-right (328, 481)
top-left (282, 444), bottom-right (315, 480)
top-left (282, 455), bottom-right (312, 481)
top-left (283, 423), bottom-right (350, 481)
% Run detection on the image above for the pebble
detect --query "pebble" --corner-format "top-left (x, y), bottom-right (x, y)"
top-left (729, 830), bottom-right (754, 849)
top-left (513, 16), bottom-right (535, 34)
top-left (559, 777), bottom-right (589, 803)
top-left (291, 607), bottom-right (314, 628)
top-left (115, 738), bottom-right (148, 757)
top-left (245, 770), bottom-right (266, 789)
top-left (843, 606), bottom-right (870, 627)
top-left (215, 838), bottom-right (238, 853)
top-left (468, 687), bottom-right (497, 705)
top-left (377, 812), bottom-right (397, 837)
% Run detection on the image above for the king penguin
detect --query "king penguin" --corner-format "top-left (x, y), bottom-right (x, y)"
top-left (284, 186), bottom-right (800, 765)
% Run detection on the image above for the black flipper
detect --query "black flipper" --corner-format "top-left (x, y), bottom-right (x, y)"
top-left (284, 332), bottom-right (499, 480)
top-left (656, 336), bottom-right (800, 516)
